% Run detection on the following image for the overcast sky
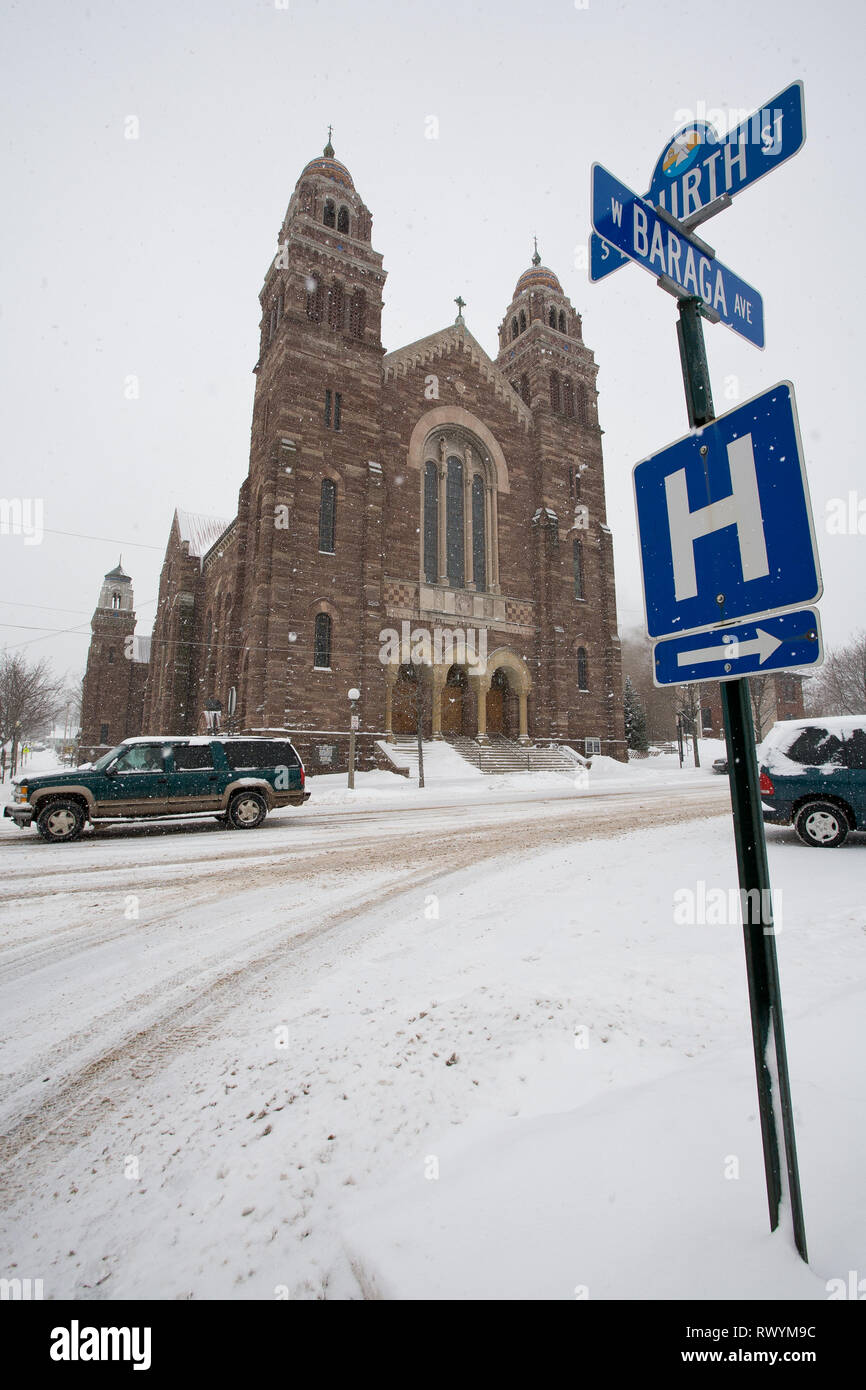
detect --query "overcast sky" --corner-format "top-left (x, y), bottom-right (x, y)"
top-left (1, 0), bottom-right (863, 692)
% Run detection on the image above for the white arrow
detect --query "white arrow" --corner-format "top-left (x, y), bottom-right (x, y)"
top-left (677, 627), bottom-right (783, 668)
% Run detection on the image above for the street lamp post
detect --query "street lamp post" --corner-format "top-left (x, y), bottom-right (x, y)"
top-left (347, 687), bottom-right (360, 790)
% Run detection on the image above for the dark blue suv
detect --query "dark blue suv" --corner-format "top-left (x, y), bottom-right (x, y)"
top-left (760, 717), bottom-right (866, 847)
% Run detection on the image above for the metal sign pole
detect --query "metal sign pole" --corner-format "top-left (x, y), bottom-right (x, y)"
top-left (676, 295), bottom-right (807, 1262)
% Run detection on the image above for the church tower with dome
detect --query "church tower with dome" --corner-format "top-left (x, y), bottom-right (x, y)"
top-left (81, 138), bottom-right (625, 768)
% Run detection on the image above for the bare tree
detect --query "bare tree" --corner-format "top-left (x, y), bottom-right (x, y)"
top-left (620, 627), bottom-right (678, 745)
top-left (806, 630), bottom-right (866, 715)
top-left (0, 652), bottom-right (65, 772)
top-left (676, 683), bottom-right (701, 767)
top-left (749, 675), bottom-right (777, 741)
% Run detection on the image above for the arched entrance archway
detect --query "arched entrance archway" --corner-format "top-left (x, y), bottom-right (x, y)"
top-left (472, 646), bottom-right (532, 744)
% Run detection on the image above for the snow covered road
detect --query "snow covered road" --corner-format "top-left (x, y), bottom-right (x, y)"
top-left (0, 764), bottom-right (861, 1300)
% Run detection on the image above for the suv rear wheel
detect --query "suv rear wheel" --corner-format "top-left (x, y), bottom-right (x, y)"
top-left (227, 790), bottom-right (267, 830)
top-left (36, 798), bottom-right (86, 843)
top-left (794, 800), bottom-right (849, 848)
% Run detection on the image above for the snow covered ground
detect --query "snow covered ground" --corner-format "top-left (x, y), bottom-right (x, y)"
top-left (0, 746), bottom-right (862, 1300)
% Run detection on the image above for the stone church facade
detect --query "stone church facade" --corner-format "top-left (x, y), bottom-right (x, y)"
top-left (80, 141), bottom-right (626, 768)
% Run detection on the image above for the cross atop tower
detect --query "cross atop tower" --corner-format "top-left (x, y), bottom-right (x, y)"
top-left (454, 295), bottom-right (466, 324)
top-left (324, 125), bottom-right (335, 157)
top-left (532, 236), bottom-right (541, 267)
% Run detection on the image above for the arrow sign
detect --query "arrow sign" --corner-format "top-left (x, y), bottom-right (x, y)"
top-left (590, 81), bottom-right (805, 283)
top-left (652, 608), bottom-right (823, 687)
top-left (677, 626), bottom-right (782, 668)
top-left (592, 163), bottom-right (765, 347)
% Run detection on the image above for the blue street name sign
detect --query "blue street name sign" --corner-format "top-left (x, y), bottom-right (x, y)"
top-left (590, 81), bottom-right (805, 283)
top-left (591, 163), bottom-right (765, 346)
top-left (652, 608), bottom-right (822, 687)
top-left (633, 381), bottom-right (822, 639)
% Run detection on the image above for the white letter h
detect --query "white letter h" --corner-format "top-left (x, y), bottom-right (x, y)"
top-left (665, 434), bottom-right (769, 601)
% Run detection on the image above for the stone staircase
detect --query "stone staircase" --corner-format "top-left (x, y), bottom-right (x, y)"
top-left (386, 733), bottom-right (586, 777)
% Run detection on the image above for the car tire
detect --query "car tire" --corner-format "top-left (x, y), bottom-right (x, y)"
top-left (227, 791), bottom-right (267, 830)
top-left (794, 800), bottom-right (849, 848)
top-left (36, 798), bottom-right (86, 843)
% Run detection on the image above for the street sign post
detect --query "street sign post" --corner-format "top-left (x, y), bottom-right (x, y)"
top-left (591, 84), bottom-right (812, 1262)
top-left (590, 80), bottom-right (805, 282)
top-left (633, 382), bottom-right (822, 637)
top-left (652, 607), bottom-right (822, 687)
top-left (592, 164), bottom-right (765, 346)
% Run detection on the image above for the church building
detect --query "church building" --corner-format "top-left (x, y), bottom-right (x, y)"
top-left (80, 139), bottom-right (626, 769)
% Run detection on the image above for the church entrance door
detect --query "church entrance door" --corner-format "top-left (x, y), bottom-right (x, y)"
top-left (441, 666), bottom-right (466, 736)
top-left (392, 665), bottom-right (418, 735)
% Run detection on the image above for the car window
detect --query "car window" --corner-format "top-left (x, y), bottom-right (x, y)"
top-left (113, 745), bottom-right (165, 773)
top-left (785, 727), bottom-right (845, 767)
top-left (173, 743), bottom-right (215, 770)
top-left (222, 740), bottom-right (299, 770)
top-left (845, 728), bottom-right (866, 771)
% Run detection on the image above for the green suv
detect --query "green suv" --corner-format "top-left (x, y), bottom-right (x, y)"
top-left (4, 736), bottom-right (309, 842)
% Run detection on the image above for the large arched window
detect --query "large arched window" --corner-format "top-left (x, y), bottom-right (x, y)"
top-left (446, 456), bottom-right (465, 587)
top-left (421, 430), bottom-right (498, 592)
top-left (314, 613), bottom-right (332, 669)
top-left (519, 373), bottom-right (530, 406)
top-left (576, 382), bottom-right (589, 426)
top-left (423, 462), bottom-right (438, 583)
top-left (519, 309), bottom-right (527, 333)
top-left (549, 371), bottom-right (561, 413)
top-left (511, 316), bottom-right (519, 341)
top-left (471, 474), bottom-right (486, 588)
top-left (573, 538), bottom-right (584, 600)
top-left (323, 199), bottom-right (336, 228)
top-left (549, 306), bottom-right (557, 329)
top-left (111, 591), bottom-right (121, 609)
top-left (319, 478), bottom-right (336, 553)
top-left (577, 646), bottom-right (589, 691)
top-left (337, 205), bottom-right (350, 234)
top-left (563, 378), bottom-right (575, 419)
top-left (559, 310), bottom-right (567, 334)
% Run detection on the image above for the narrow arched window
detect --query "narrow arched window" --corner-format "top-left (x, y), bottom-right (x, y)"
top-left (577, 646), bottom-right (588, 690)
top-left (519, 373), bottom-right (530, 405)
top-left (573, 538), bottom-right (584, 600)
top-left (108, 647), bottom-right (115, 664)
top-left (576, 382), bottom-right (589, 426)
top-left (111, 591), bottom-right (121, 609)
top-left (549, 307), bottom-right (557, 328)
top-left (559, 310), bottom-right (567, 333)
top-left (328, 281), bottom-right (344, 332)
top-left (306, 279), bottom-right (323, 322)
top-left (319, 478), bottom-right (336, 553)
top-left (323, 199), bottom-right (336, 228)
top-left (349, 289), bottom-right (366, 339)
top-left (446, 456), bottom-right (465, 587)
top-left (563, 378), bottom-right (575, 419)
top-left (423, 462), bottom-right (438, 583)
top-left (549, 371), bottom-right (561, 413)
top-left (337, 206), bottom-right (350, 234)
top-left (471, 474), bottom-right (486, 590)
top-left (511, 317), bottom-right (519, 341)
top-left (314, 613), bottom-right (332, 668)
top-left (519, 310), bottom-right (527, 333)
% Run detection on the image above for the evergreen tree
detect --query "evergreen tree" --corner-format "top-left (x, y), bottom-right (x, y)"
top-left (623, 676), bottom-right (649, 752)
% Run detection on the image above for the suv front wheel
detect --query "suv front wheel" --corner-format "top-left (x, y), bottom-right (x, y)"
top-left (794, 800), bottom-right (849, 848)
top-left (36, 798), bottom-right (86, 843)
top-left (227, 790), bottom-right (268, 830)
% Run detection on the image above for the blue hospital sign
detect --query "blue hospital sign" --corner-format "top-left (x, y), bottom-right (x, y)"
top-left (633, 382), bottom-right (822, 639)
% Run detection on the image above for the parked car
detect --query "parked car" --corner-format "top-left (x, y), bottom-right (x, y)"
top-left (759, 716), bottom-right (866, 847)
top-left (712, 755), bottom-right (729, 775)
top-left (4, 735), bottom-right (309, 842)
